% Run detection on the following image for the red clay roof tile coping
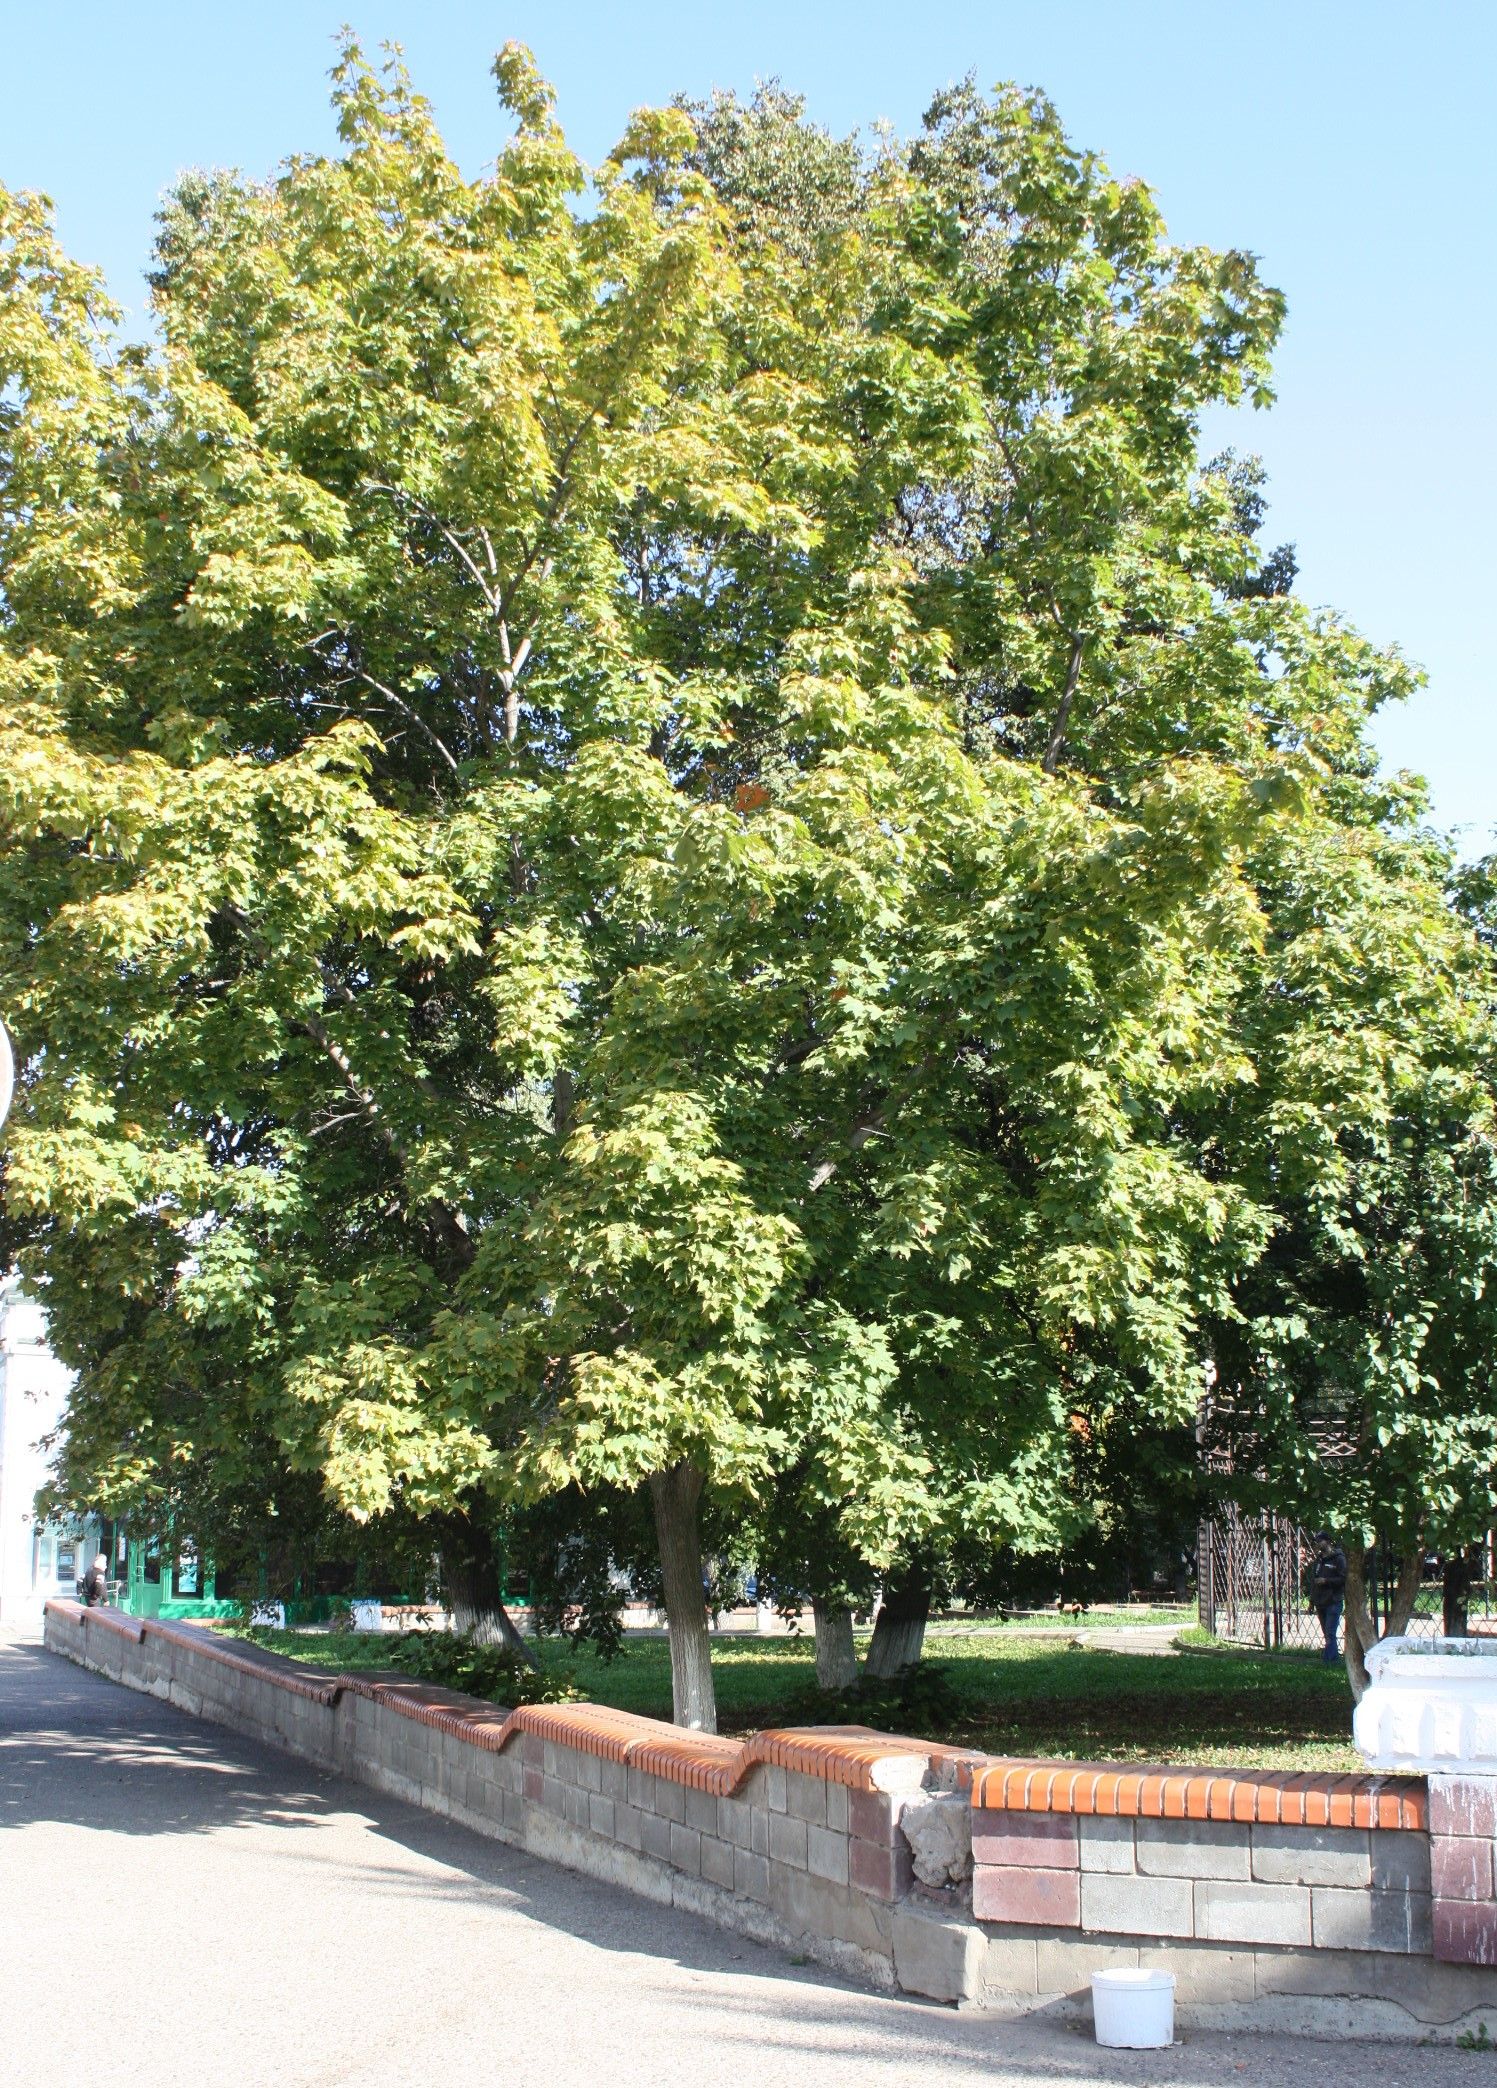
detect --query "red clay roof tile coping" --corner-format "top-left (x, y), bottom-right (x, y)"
top-left (49, 1602), bottom-right (1425, 1825)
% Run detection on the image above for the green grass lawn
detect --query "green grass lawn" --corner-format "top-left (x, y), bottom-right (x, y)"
top-left (236, 1622), bottom-right (1360, 1773)
top-left (930, 1605), bottom-right (1192, 1632)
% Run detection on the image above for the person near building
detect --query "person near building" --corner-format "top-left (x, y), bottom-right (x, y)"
top-left (1310, 1533), bottom-right (1347, 1664)
top-left (81, 1552), bottom-right (109, 1607)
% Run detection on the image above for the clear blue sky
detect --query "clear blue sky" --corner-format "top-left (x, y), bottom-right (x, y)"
top-left (6, 1), bottom-right (1493, 851)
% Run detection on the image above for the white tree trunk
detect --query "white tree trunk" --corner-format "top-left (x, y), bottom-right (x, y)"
top-left (812, 1598), bottom-right (858, 1692)
top-left (438, 1509), bottom-right (537, 1668)
top-left (448, 1586), bottom-right (534, 1659)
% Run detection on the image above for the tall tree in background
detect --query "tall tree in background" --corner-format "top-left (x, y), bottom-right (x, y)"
top-left (1201, 819), bottom-right (1497, 1697)
top-left (4, 50), bottom-right (1491, 1729)
top-left (695, 81), bottom-right (1497, 1688)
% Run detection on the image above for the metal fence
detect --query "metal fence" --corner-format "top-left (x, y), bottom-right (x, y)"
top-left (1198, 1502), bottom-right (1497, 1649)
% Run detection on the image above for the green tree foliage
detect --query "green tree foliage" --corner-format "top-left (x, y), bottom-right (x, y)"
top-left (1201, 819), bottom-right (1497, 1693)
top-left (691, 80), bottom-right (1497, 1696)
top-left (3, 48), bottom-right (1491, 1726)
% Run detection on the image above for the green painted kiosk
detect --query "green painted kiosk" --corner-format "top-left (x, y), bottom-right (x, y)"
top-left (119, 1534), bottom-right (239, 1621)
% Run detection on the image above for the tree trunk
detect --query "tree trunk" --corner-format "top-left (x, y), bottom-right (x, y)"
top-left (812, 1598), bottom-right (858, 1692)
top-left (1343, 1540), bottom-right (1423, 1704)
top-left (436, 1509), bottom-right (536, 1667)
top-left (553, 1066), bottom-right (575, 1141)
top-left (1444, 1550), bottom-right (1474, 1637)
top-left (1342, 1545), bottom-right (1375, 1702)
top-left (1386, 1545), bottom-right (1425, 1641)
top-left (649, 1462), bottom-right (717, 1733)
top-left (863, 1568), bottom-right (931, 1681)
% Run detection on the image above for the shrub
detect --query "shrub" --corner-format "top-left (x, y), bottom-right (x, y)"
top-left (777, 1662), bottom-right (961, 1737)
top-left (386, 1630), bottom-right (579, 1707)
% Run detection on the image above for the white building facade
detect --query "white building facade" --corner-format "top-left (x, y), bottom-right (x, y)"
top-left (0, 1276), bottom-right (97, 1624)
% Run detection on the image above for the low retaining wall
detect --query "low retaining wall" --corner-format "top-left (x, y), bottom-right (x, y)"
top-left (966, 1759), bottom-right (1452, 2035)
top-left (43, 1601), bottom-right (1497, 2040)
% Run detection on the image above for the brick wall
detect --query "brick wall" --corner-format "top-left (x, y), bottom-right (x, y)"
top-left (43, 1601), bottom-right (1497, 2041)
top-left (1430, 1775), bottom-right (1497, 1967)
top-left (970, 1761), bottom-right (1431, 1954)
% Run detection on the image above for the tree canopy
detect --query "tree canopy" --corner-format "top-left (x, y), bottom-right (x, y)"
top-left (2, 47), bottom-right (1492, 1724)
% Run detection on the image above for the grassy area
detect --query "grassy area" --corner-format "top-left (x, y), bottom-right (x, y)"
top-left (235, 1622), bottom-right (1359, 1773)
top-left (930, 1605), bottom-right (1191, 1632)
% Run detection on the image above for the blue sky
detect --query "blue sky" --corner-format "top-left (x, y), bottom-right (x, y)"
top-left (6, 1), bottom-right (1492, 851)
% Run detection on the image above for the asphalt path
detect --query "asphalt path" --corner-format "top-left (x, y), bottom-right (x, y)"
top-left (0, 1627), bottom-right (1486, 2088)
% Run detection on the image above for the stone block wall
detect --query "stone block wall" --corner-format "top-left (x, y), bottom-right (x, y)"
top-left (971, 1766), bottom-right (1431, 1955)
top-left (42, 1601), bottom-right (1497, 2041)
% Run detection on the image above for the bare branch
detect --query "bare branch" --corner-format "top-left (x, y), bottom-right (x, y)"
top-left (764, 1028), bottom-right (822, 1087)
top-left (307, 1110), bottom-right (366, 1137)
top-left (368, 419), bottom-right (579, 754)
top-left (809, 1101), bottom-right (888, 1194)
top-left (309, 634), bottom-right (461, 775)
top-left (295, 1008), bottom-right (474, 1276)
top-left (497, 415), bottom-right (588, 624)
top-left (806, 1052), bottom-right (938, 1193)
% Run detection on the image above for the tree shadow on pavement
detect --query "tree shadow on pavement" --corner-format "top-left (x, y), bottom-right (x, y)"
top-left (0, 1638), bottom-right (343, 1837)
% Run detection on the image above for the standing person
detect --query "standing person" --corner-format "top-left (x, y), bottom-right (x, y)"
top-left (1310, 1534), bottom-right (1347, 1665)
top-left (82, 1552), bottom-right (109, 1607)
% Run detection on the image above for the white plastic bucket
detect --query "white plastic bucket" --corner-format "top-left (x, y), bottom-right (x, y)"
top-left (1091, 1967), bottom-right (1176, 2048)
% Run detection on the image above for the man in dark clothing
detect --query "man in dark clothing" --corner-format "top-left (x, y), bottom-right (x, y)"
top-left (82, 1553), bottom-right (110, 1607)
top-left (1310, 1534), bottom-right (1347, 1665)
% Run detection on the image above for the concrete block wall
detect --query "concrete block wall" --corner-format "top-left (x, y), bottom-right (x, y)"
top-left (43, 1602), bottom-right (957, 1995)
top-left (43, 1602), bottom-right (1497, 2041)
top-left (973, 1807), bottom-right (1432, 1953)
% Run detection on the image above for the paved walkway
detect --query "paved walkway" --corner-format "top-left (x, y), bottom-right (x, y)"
top-left (0, 1627), bottom-right (1483, 2088)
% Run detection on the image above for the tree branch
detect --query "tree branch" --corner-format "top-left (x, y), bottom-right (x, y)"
top-left (297, 1012), bottom-right (411, 1169)
top-left (809, 1097), bottom-right (888, 1194)
top-left (807, 1048), bottom-right (941, 1193)
top-left (352, 669), bottom-right (460, 776)
top-left (362, 481), bottom-right (500, 612)
top-left (1042, 633), bottom-right (1086, 775)
top-left (308, 635), bottom-right (461, 775)
top-left (497, 418), bottom-right (592, 625)
top-left (214, 931), bottom-right (400, 1167)
top-left (290, 985), bottom-right (475, 1279)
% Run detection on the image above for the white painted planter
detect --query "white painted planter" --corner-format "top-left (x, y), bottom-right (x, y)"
top-left (1091, 1967), bottom-right (1175, 2048)
top-left (1353, 1635), bottom-right (1497, 1772)
top-left (349, 1599), bottom-right (384, 1632)
top-left (249, 1599), bottom-right (286, 1629)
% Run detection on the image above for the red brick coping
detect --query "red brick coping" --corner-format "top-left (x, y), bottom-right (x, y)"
top-left (49, 1601), bottom-right (1425, 1825)
top-left (970, 1758), bottom-right (1427, 1832)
